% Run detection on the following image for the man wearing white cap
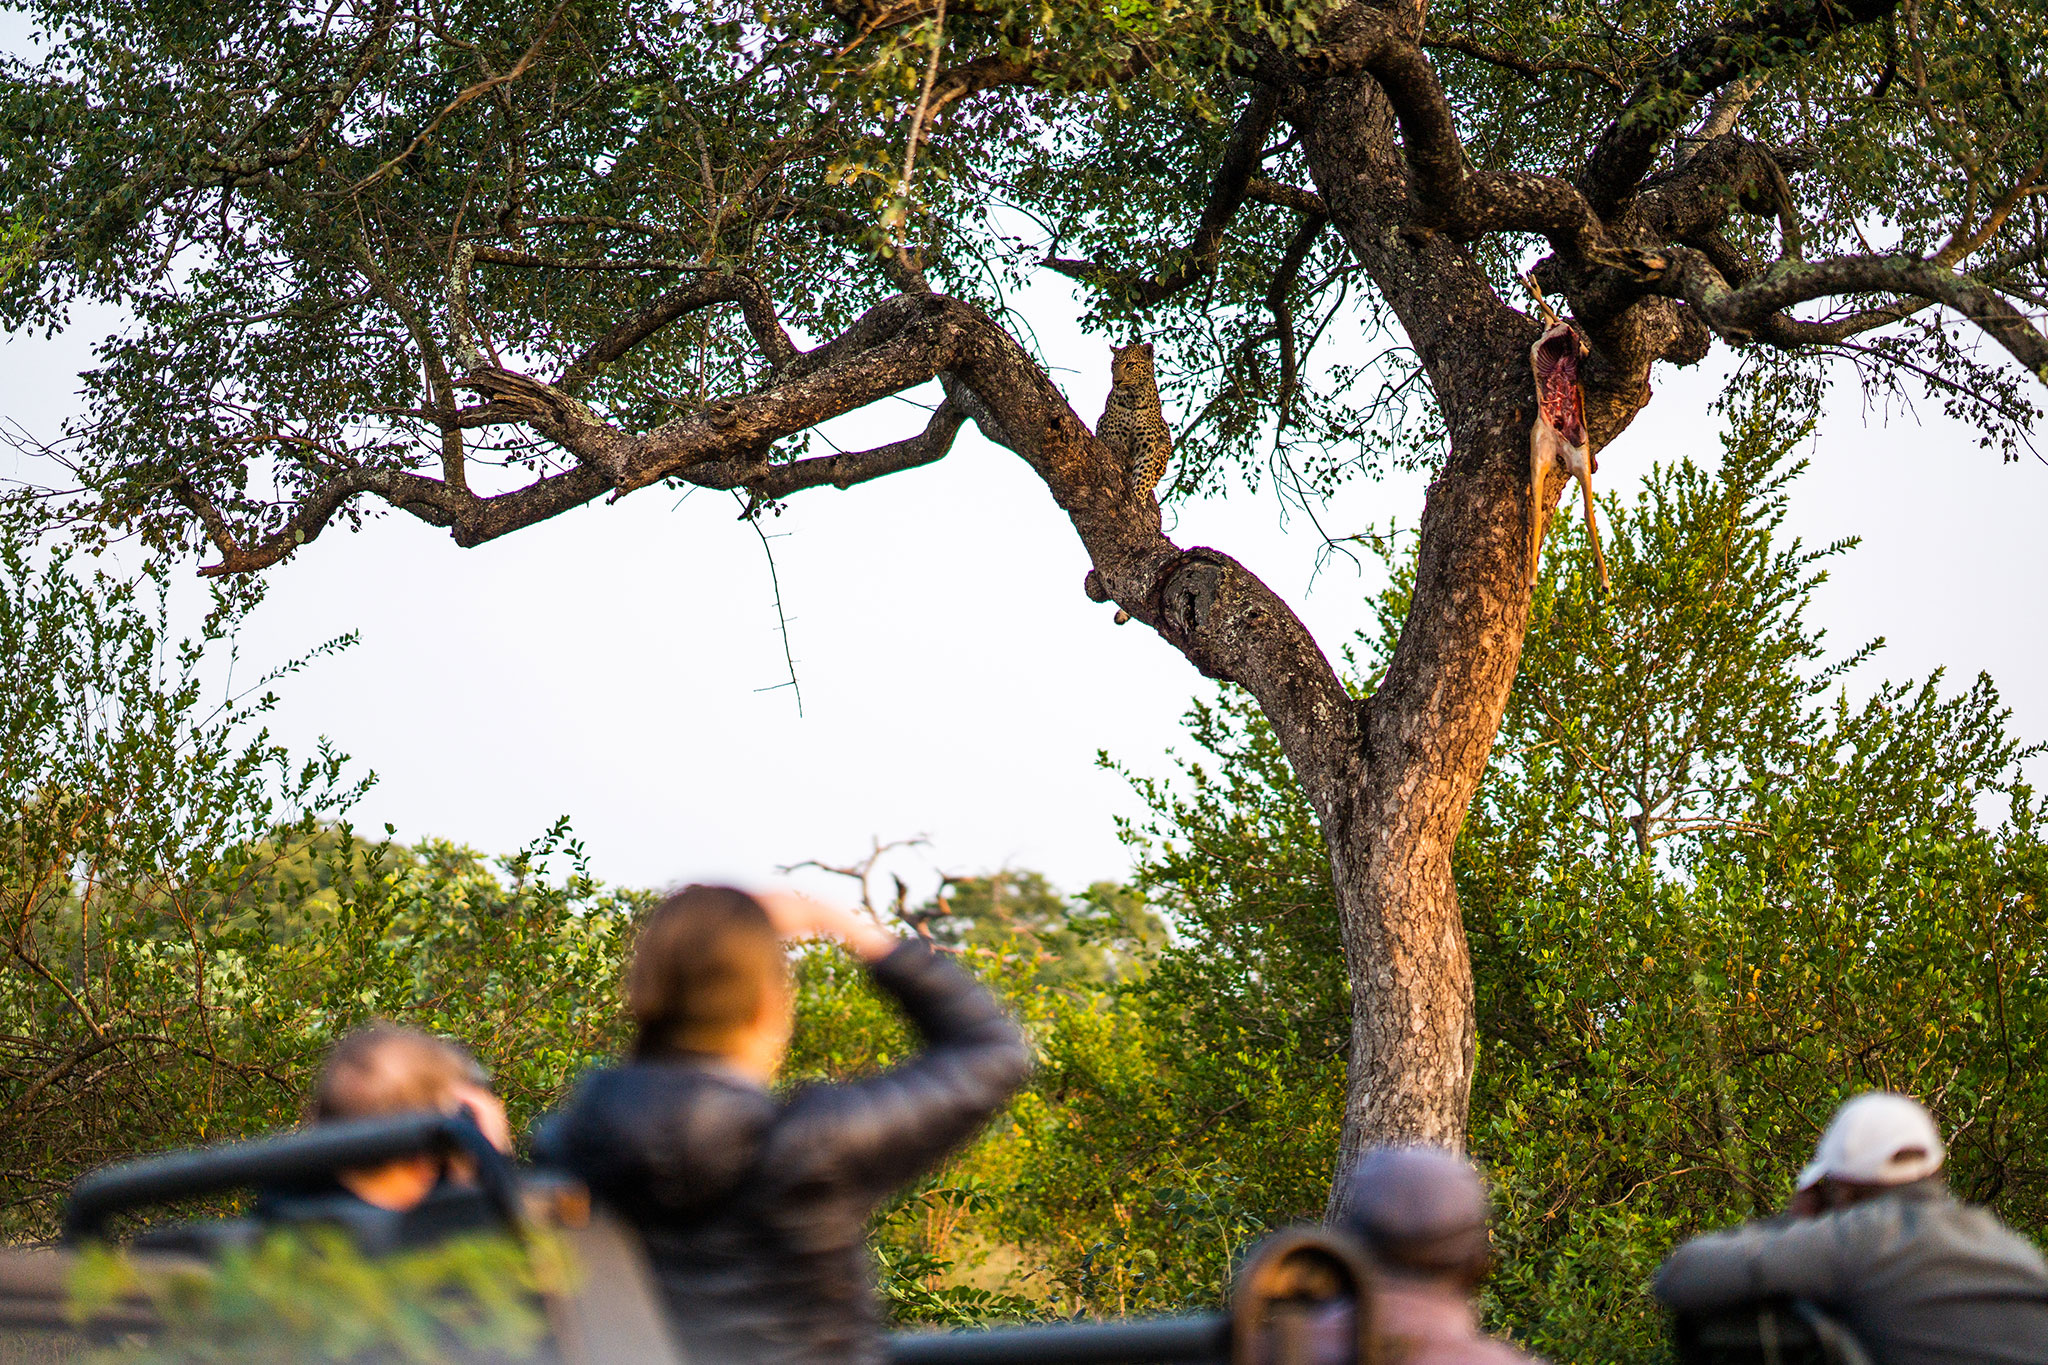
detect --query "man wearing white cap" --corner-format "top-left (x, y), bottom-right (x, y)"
top-left (1654, 1092), bottom-right (2048, 1362)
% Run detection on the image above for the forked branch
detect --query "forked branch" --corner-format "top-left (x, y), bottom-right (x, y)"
top-left (173, 284), bottom-right (1361, 823)
top-left (1639, 249), bottom-right (2048, 373)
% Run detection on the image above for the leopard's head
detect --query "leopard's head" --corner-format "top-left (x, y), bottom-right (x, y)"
top-left (1109, 341), bottom-right (1156, 386)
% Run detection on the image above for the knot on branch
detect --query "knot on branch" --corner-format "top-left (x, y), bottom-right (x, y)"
top-left (1639, 134), bottom-right (1807, 260)
top-left (456, 365), bottom-right (630, 486)
top-left (1161, 553), bottom-right (1228, 637)
top-left (1082, 568), bottom-right (1111, 603)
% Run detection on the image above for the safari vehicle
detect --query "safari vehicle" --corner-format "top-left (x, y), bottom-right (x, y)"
top-left (0, 1119), bottom-right (1877, 1365)
top-left (0, 1115), bottom-right (1375, 1365)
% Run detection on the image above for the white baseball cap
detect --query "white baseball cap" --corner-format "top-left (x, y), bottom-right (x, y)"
top-left (1795, 1091), bottom-right (1946, 1190)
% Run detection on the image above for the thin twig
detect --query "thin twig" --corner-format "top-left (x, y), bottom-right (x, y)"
top-left (346, 0), bottom-right (572, 197)
top-left (738, 493), bottom-right (804, 716)
top-left (895, 0), bottom-right (948, 278)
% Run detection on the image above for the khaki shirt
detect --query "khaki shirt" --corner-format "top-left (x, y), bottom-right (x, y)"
top-left (1372, 1277), bottom-right (1542, 1365)
top-left (1654, 1179), bottom-right (2048, 1364)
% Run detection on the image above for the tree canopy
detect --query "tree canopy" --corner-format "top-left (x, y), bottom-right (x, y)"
top-left (3, 0), bottom-right (2041, 561)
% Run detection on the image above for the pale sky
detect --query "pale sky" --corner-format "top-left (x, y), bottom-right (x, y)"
top-left (3, 278), bottom-right (2043, 906)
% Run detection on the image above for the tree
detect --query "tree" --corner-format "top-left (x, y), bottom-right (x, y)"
top-left (1079, 392), bottom-right (2048, 1355)
top-left (4, 0), bottom-right (2044, 1182)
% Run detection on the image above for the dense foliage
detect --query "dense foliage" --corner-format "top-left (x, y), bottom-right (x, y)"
top-left (2, 0), bottom-right (2043, 544)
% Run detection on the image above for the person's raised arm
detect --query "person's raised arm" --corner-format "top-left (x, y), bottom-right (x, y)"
top-left (751, 889), bottom-right (1031, 1199)
top-left (1654, 1213), bottom-right (1853, 1313)
top-left (753, 890), bottom-right (898, 962)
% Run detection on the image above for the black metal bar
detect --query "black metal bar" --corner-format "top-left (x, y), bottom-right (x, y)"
top-left (62, 1112), bottom-right (509, 1243)
top-left (887, 1313), bottom-right (1228, 1365)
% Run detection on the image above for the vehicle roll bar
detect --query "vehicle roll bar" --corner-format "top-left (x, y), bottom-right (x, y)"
top-left (890, 1314), bottom-right (1227, 1365)
top-left (887, 1227), bottom-right (1376, 1365)
top-left (62, 1111), bottom-right (518, 1244)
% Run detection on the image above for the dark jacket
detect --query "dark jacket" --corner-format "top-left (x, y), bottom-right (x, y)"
top-left (536, 939), bottom-right (1031, 1365)
top-left (1653, 1178), bottom-right (2048, 1365)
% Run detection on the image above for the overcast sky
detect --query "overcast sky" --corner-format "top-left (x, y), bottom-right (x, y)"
top-left (3, 278), bottom-right (2043, 906)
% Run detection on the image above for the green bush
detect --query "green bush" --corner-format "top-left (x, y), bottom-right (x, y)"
top-left (68, 1231), bottom-right (560, 1365)
top-left (0, 531), bottom-right (642, 1240)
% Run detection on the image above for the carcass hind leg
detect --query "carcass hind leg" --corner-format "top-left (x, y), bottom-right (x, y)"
top-left (1578, 466), bottom-right (1611, 596)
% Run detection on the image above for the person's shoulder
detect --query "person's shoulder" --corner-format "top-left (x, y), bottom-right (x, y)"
top-left (570, 1060), bottom-right (777, 1132)
top-left (546, 1061), bottom-right (777, 1194)
top-left (562, 1056), bottom-right (739, 1097)
top-left (1941, 1196), bottom-right (2048, 1272)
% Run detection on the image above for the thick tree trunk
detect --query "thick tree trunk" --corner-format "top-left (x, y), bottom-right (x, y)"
top-left (1329, 444), bottom-right (1539, 1180)
top-left (1278, 70), bottom-right (1559, 1200)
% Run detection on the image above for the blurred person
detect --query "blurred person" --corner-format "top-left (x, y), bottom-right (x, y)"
top-left (1655, 1091), bottom-right (2048, 1364)
top-left (1338, 1146), bottom-right (1543, 1365)
top-left (536, 885), bottom-right (1031, 1365)
top-left (125, 1024), bottom-right (512, 1258)
top-left (302, 1022), bottom-right (512, 1213)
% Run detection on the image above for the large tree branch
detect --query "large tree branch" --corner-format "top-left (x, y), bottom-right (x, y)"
top-left (1247, 177), bottom-right (1329, 217)
top-left (1577, 0), bottom-right (1899, 215)
top-left (1287, 6), bottom-right (1467, 216)
top-left (1533, 133), bottom-right (1807, 374)
top-left (936, 306), bottom-right (1362, 818)
top-left (1274, 8), bottom-right (1633, 269)
top-left (1642, 249), bottom-right (2048, 374)
top-left (686, 395), bottom-right (967, 496)
top-left (173, 468), bottom-right (472, 576)
top-left (173, 300), bottom-right (1367, 858)
top-left (457, 295), bottom-right (964, 490)
top-left (1457, 170), bottom-right (1615, 259)
top-left (175, 289), bottom-right (1360, 820)
top-left (1675, 75), bottom-right (1764, 166)
top-left (173, 294), bottom-right (972, 571)
top-left (1633, 135), bottom-right (1809, 251)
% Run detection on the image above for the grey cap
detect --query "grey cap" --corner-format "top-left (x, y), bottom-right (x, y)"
top-left (1338, 1146), bottom-right (1492, 1275)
